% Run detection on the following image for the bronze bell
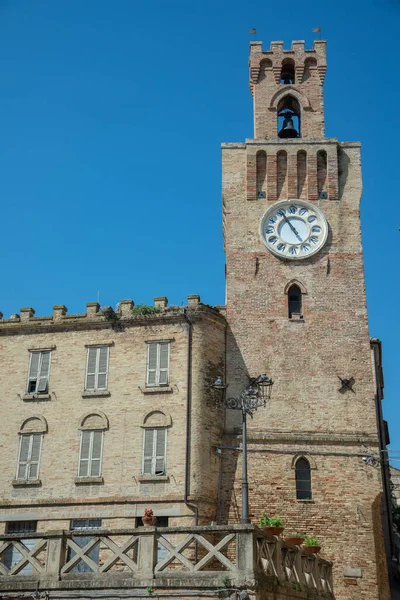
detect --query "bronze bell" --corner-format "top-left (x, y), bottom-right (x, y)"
top-left (278, 116), bottom-right (298, 139)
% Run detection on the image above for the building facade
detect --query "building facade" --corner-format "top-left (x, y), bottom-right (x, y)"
top-left (0, 39), bottom-right (391, 600)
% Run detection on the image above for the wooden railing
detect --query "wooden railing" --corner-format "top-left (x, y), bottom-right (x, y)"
top-left (0, 525), bottom-right (333, 598)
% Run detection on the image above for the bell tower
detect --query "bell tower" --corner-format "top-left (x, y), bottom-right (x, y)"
top-left (221, 39), bottom-right (390, 600)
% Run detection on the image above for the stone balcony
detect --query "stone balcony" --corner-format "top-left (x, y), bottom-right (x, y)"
top-left (0, 525), bottom-right (333, 599)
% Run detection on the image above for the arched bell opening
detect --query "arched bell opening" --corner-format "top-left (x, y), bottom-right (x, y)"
top-left (280, 59), bottom-right (295, 84)
top-left (277, 95), bottom-right (301, 139)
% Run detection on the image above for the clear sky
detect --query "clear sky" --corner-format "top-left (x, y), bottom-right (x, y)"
top-left (0, 0), bottom-right (398, 462)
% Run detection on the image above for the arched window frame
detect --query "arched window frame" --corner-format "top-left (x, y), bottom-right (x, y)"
top-left (14, 416), bottom-right (48, 484)
top-left (284, 280), bottom-right (307, 320)
top-left (77, 412), bottom-right (109, 481)
top-left (140, 410), bottom-right (172, 479)
top-left (291, 454), bottom-right (316, 501)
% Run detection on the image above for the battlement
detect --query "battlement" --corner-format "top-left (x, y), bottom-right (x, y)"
top-left (0, 295), bottom-right (226, 330)
top-left (249, 39), bottom-right (327, 139)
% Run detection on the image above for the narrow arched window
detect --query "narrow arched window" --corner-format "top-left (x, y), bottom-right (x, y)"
top-left (288, 284), bottom-right (302, 318)
top-left (296, 457), bottom-right (312, 500)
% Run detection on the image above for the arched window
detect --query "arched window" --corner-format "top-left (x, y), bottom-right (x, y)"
top-left (280, 59), bottom-right (295, 84)
top-left (277, 95), bottom-right (300, 139)
top-left (295, 457), bottom-right (312, 500)
top-left (288, 285), bottom-right (302, 318)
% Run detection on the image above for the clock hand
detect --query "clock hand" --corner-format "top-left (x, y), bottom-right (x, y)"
top-left (283, 215), bottom-right (302, 241)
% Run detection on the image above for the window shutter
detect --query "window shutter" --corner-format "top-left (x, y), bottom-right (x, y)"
top-left (17, 436), bottom-right (31, 479)
top-left (90, 431), bottom-right (103, 477)
top-left (79, 431), bottom-right (91, 477)
top-left (97, 347), bottom-right (109, 390)
top-left (37, 352), bottom-right (50, 393)
top-left (158, 344), bottom-right (169, 385)
top-left (147, 344), bottom-right (158, 386)
top-left (155, 429), bottom-right (166, 475)
top-left (29, 354), bottom-right (40, 380)
top-left (86, 348), bottom-right (98, 390)
top-left (143, 429), bottom-right (154, 474)
top-left (28, 434), bottom-right (42, 480)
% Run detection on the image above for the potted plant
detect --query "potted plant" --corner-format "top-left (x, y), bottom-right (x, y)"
top-left (259, 513), bottom-right (284, 536)
top-left (142, 508), bottom-right (157, 526)
top-left (284, 532), bottom-right (305, 546)
top-left (302, 536), bottom-right (321, 554)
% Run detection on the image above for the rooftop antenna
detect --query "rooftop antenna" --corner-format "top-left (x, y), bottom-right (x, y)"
top-left (97, 290), bottom-right (100, 305)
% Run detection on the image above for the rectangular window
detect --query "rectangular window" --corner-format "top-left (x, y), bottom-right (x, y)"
top-left (4, 521), bottom-right (37, 575)
top-left (68, 519), bottom-right (102, 573)
top-left (142, 428), bottom-right (167, 476)
top-left (27, 351), bottom-right (51, 394)
top-left (85, 346), bottom-right (109, 391)
top-left (78, 430), bottom-right (103, 478)
top-left (146, 342), bottom-right (170, 387)
top-left (16, 434), bottom-right (42, 481)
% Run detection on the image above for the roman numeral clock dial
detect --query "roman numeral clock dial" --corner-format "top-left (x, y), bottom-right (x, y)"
top-left (260, 200), bottom-right (328, 260)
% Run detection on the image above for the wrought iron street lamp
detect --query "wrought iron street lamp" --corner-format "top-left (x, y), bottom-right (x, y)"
top-left (212, 374), bottom-right (273, 524)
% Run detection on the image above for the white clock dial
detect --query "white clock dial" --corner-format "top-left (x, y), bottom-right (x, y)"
top-left (260, 200), bottom-right (328, 260)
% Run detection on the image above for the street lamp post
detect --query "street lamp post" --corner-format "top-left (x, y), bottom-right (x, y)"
top-left (212, 374), bottom-right (273, 524)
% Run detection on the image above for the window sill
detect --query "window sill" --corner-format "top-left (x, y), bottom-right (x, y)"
top-left (81, 391), bottom-right (111, 398)
top-left (297, 499), bottom-right (315, 504)
top-left (12, 479), bottom-right (41, 487)
top-left (141, 386), bottom-right (173, 395)
top-left (138, 475), bottom-right (169, 483)
top-left (74, 476), bottom-right (104, 485)
top-left (23, 394), bottom-right (51, 401)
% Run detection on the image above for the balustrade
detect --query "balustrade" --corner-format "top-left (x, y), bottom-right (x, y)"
top-left (0, 525), bottom-right (333, 598)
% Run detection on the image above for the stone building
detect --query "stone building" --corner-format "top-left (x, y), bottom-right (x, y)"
top-left (0, 39), bottom-right (392, 600)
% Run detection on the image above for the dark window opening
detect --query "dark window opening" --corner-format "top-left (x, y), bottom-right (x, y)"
top-left (280, 60), bottom-right (295, 84)
top-left (295, 458), bottom-right (312, 500)
top-left (288, 285), bottom-right (302, 318)
top-left (67, 519), bottom-right (102, 573)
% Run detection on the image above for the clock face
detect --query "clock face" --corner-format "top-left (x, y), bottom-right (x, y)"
top-left (260, 200), bottom-right (328, 260)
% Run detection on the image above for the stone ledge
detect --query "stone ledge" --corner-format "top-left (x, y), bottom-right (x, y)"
top-left (74, 477), bottom-right (104, 485)
top-left (138, 475), bottom-right (170, 483)
top-left (23, 394), bottom-right (51, 402)
top-left (140, 386), bottom-right (174, 395)
top-left (81, 391), bottom-right (111, 399)
top-left (12, 479), bottom-right (41, 487)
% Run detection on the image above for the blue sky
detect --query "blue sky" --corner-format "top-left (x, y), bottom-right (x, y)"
top-left (0, 0), bottom-right (398, 461)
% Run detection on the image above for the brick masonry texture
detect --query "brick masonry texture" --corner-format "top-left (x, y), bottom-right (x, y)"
top-left (221, 39), bottom-right (390, 600)
top-left (0, 38), bottom-right (391, 600)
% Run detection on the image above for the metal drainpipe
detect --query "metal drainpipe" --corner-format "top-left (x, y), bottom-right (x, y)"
top-left (182, 309), bottom-right (199, 526)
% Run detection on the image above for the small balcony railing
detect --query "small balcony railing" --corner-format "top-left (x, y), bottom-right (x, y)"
top-left (0, 525), bottom-right (333, 598)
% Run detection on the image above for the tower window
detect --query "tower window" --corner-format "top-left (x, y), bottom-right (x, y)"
top-left (288, 284), bottom-right (302, 318)
top-left (295, 457), bottom-right (312, 500)
top-left (277, 95), bottom-right (300, 139)
top-left (280, 59), bottom-right (295, 84)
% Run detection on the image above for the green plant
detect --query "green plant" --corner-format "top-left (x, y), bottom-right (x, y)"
top-left (131, 305), bottom-right (160, 316)
top-left (221, 575), bottom-right (230, 588)
top-left (304, 536), bottom-right (319, 546)
top-left (259, 512), bottom-right (283, 527)
top-left (146, 586), bottom-right (154, 595)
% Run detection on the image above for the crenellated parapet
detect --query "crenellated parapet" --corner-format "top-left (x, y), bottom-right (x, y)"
top-left (249, 39), bottom-right (327, 139)
top-left (0, 295), bottom-right (226, 332)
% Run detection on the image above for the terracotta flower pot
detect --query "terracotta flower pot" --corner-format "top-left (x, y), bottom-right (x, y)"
top-left (263, 526), bottom-right (284, 536)
top-left (284, 537), bottom-right (305, 546)
top-left (142, 516), bottom-right (157, 526)
top-left (302, 545), bottom-right (321, 554)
